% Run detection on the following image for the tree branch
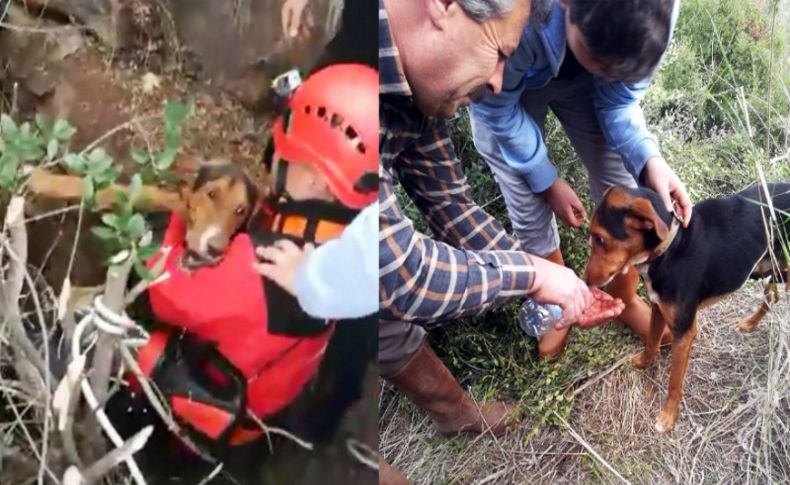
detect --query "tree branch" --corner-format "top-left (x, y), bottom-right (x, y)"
top-left (1, 196), bottom-right (52, 391)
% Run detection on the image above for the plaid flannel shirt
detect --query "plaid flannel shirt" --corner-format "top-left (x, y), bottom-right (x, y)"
top-left (379, 3), bottom-right (535, 324)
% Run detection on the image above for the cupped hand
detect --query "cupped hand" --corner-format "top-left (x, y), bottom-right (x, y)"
top-left (529, 256), bottom-right (592, 327)
top-left (573, 287), bottom-right (625, 328)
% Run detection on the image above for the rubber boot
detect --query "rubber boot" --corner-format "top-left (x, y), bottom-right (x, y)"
top-left (386, 341), bottom-right (519, 436)
top-left (537, 248), bottom-right (571, 359)
top-left (606, 267), bottom-right (671, 346)
top-left (380, 457), bottom-right (411, 485)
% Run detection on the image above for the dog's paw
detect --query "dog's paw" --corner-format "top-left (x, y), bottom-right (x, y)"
top-left (631, 351), bottom-right (654, 369)
top-left (654, 408), bottom-right (677, 433)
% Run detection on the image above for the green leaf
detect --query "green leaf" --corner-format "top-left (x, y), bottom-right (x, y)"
top-left (130, 148), bottom-right (150, 165)
top-left (87, 147), bottom-right (113, 166)
top-left (63, 153), bottom-right (86, 173)
top-left (126, 213), bottom-right (147, 239)
top-left (83, 176), bottom-right (95, 201)
top-left (1, 114), bottom-right (19, 138)
top-left (0, 153), bottom-right (20, 189)
top-left (128, 173), bottom-right (142, 203)
top-left (46, 139), bottom-right (59, 160)
top-left (35, 114), bottom-right (53, 135)
top-left (164, 130), bottom-right (180, 149)
top-left (92, 167), bottom-right (117, 187)
top-left (91, 158), bottom-right (114, 178)
top-left (164, 99), bottom-right (192, 130)
top-left (0, 151), bottom-right (20, 172)
top-left (156, 146), bottom-right (178, 171)
top-left (101, 213), bottom-right (120, 228)
top-left (16, 138), bottom-right (45, 162)
top-left (19, 122), bottom-right (32, 137)
top-left (52, 119), bottom-right (77, 142)
top-left (91, 226), bottom-right (117, 241)
top-left (133, 258), bottom-right (155, 282)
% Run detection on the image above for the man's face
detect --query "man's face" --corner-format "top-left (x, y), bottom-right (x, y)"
top-left (272, 156), bottom-right (334, 202)
top-left (562, 0), bottom-right (612, 79)
top-left (408, 0), bottom-right (530, 118)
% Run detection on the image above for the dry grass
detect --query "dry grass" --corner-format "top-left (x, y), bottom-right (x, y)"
top-left (380, 286), bottom-right (790, 484)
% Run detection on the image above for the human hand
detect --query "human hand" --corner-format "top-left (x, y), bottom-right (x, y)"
top-left (545, 178), bottom-right (586, 227)
top-left (281, 0), bottom-right (310, 38)
top-left (253, 239), bottom-right (314, 295)
top-left (556, 287), bottom-right (624, 329)
top-left (529, 256), bottom-right (592, 326)
top-left (643, 157), bottom-right (692, 227)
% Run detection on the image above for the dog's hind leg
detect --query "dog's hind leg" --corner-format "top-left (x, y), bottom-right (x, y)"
top-left (736, 281), bottom-right (776, 332)
top-left (656, 312), bottom-right (698, 433)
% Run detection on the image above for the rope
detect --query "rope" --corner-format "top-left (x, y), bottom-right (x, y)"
top-left (72, 294), bottom-right (149, 485)
top-left (345, 438), bottom-right (378, 471)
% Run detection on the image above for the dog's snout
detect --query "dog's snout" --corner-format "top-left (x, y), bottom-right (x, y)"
top-left (206, 245), bottom-right (223, 259)
top-left (185, 249), bottom-right (204, 264)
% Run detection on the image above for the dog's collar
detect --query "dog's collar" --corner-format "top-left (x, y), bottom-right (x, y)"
top-left (652, 215), bottom-right (681, 260)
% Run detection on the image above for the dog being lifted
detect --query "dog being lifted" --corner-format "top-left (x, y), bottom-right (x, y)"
top-left (26, 160), bottom-right (260, 269)
top-left (583, 183), bottom-right (790, 432)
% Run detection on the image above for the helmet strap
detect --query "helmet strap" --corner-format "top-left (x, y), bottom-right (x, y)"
top-left (353, 171), bottom-right (379, 197)
top-left (260, 135), bottom-right (292, 202)
top-left (275, 159), bottom-right (289, 199)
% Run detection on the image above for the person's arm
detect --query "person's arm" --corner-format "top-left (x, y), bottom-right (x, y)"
top-left (395, 118), bottom-right (534, 253)
top-left (281, 0), bottom-right (310, 38)
top-left (379, 163), bottom-right (536, 324)
top-left (592, 78), bottom-right (660, 180)
top-left (470, 33), bottom-right (559, 194)
top-left (592, 0), bottom-right (691, 223)
top-left (292, 203), bottom-right (379, 319)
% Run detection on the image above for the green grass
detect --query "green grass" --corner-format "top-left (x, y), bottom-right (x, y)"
top-left (394, 0), bottom-right (790, 429)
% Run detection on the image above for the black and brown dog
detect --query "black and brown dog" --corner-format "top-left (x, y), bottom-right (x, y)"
top-left (584, 183), bottom-right (790, 432)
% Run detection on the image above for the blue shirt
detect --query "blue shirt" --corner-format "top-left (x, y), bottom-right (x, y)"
top-left (470, 1), bottom-right (680, 193)
top-left (294, 202), bottom-right (378, 320)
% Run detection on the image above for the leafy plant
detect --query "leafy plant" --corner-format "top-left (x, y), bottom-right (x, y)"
top-left (1, 98), bottom-right (191, 280)
top-left (89, 174), bottom-right (160, 281)
top-left (130, 99), bottom-right (193, 182)
top-left (0, 114), bottom-right (75, 191)
top-left (62, 148), bottom-right (118, 204)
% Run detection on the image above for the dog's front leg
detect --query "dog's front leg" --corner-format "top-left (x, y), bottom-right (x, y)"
top-left (656, 311), bottom-right (698, 433)
top-left (631, 302), bottom-right (666, 369)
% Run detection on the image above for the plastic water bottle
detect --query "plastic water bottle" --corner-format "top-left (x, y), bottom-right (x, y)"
top-left (517, 300), bottom-right (563, 337)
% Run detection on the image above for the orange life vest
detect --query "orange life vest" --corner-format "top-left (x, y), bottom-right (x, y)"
top-left (135, 198), bottom-right (358, 448)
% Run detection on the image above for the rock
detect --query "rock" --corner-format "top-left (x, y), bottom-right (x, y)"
top-left (164, 0), bottom-right (338, 110)
top-left (22, 0), bottom-right (121, 48)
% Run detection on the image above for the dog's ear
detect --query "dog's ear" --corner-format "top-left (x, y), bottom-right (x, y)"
top-left (242, 171), bottom-right (264, 229)
top-left (628, 198), bottom-right (669, 240)
top-left (175, 181), bottom-right (193, 219)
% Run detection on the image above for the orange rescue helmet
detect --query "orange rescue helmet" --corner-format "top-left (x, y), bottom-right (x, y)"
top-left (272, 63), bottom-right (378, 209)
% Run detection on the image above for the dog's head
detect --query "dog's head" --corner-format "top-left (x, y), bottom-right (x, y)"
top-left (583, 186), bottom-right (674, 287)
top-left (179, 161), bottom-right (260, 269)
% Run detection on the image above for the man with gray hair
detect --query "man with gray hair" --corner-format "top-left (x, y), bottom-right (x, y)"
top-left (378, 0), bottom-right (624, 483)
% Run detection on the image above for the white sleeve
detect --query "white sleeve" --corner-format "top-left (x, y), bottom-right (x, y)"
top-left (293, 203), bottom-right (378, 319)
